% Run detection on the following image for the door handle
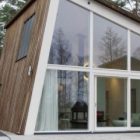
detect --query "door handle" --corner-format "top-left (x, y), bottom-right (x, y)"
top-left (28, 66), bottom-right (32, 76)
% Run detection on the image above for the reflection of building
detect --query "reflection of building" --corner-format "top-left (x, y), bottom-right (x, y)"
top-left (99, 55), bottom-right (127, 69)
top-left (100, 56), bottom-right (140, 70)
top-left (97, 56), bottom-right (140, 127)
top-left (1, 0), bottom-right (140, 136)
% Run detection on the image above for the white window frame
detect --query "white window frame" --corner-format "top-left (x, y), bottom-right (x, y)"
top-left (94, 75), bottom-right (129, 132)
top-left (25, 0), bottom-right (140, 135)
top-left (24, 0), bottom-right (60, 135)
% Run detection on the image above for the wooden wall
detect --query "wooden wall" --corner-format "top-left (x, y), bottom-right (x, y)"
top-left (0, 0), bottom-right (50, 134)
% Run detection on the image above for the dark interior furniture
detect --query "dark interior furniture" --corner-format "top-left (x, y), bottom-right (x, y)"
top-left (71, 101), bottom-right (88, 129)
top-left (97, 111), bottom-right (107, 126)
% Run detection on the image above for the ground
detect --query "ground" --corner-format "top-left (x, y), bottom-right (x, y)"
top-left (0, 132), bottom-right (140, 140)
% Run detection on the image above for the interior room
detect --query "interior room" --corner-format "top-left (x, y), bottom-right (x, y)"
top-left (97, 77), bottom-right (127, 127)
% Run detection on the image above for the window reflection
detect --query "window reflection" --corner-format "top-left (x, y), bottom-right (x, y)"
top-left (94, 15), bottom-right (127, 70)
top-left (48, 0), bottom-right (90, 66)
top-left (36, 70), bottom-right (89, 131)
top-left (131, 32), bottom-right (140, 71)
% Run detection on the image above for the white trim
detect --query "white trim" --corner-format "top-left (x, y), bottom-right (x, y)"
top-left (24, 0), bottom-right (60, 135)
top-left (89, 12), bottom-right (94, 132)
top-left (129, 78), bottom-right (140, 130)
top-left (127, 78), bottom-right (131, 129)
top-left (90, 12), bottom-right (94, 68)
top-left (94, 76), bottom-right (97, 130)
top-left (34, 130), bottom-right (91, 134)
top-left (94, 75), bottom-right (129, 131)
top-left (47, 64), bottom-right (90, 72)
top-left (93, 69), bottom-right (130, 78)
top-left (95, 127), bottom-right (140, 132)
top-left (34, 129), bottom-right (140, 133)
top-left (128, 127), bottom-right (140, 131)
top-left (128, 30), bottom-right (131, 71)
top-left (129, 73), bottom-right (140, 78)
top-left (95, 127), bottom-right (129, 132)
top-left (47, 66), bottom-right (140, 79)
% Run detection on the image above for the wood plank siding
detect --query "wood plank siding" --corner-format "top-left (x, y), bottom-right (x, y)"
top-left (0, 0), bottom-right (50, 134)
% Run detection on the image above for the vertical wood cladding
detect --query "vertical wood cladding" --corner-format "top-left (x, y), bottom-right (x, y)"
top-left (0, 0), bottom-right (50, 134)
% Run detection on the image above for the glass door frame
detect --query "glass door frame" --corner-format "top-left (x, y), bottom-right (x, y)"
top-left (93, 75), bottom-right (140, 132)
top-left (94, 75), bottom-right (130, 132)
top-left (129, 77), bottom-right (140, 131)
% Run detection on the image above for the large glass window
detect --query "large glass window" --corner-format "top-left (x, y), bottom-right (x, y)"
top-left (36, 70), bottom-right (89, 131)
top-left (131, 32), bottom-right (140, 71)
top-left (131, 79), bottom-right (140, 127)
top-left (94, 15), bottom-right (127, 70)
top-left (97, 77), bottom-right (127, 127)
top-left (48, 0), bottom-right (90, 66)
top-left (35, 0), bottom-right (140, 133)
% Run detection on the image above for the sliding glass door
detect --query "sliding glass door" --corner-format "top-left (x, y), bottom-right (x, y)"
top-left (95, 77), bottom-right (140, 130)
top-left (96, 76), bottom-right (127, 128)
top-left (131, 79), bottom-right (140, 127)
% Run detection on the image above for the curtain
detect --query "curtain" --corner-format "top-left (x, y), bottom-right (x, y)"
top-left (35, 70), bottom-right (58, 131)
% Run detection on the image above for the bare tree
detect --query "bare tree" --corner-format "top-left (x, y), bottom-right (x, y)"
top-left (132, 0), bottom-right (140, 15)
top-left (110, 0), bottom-right (140, 16)
top-left (99, 27), bottom-right (126, 64)
top-left (48, 28), bottom-right (71, 65)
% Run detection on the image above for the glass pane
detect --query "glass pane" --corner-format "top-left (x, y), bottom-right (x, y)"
top-left (131, 79), bottom-right (140, 127)
top-left (94, 15), bottom-right (127, 70)
top-left (36, 70), bottom-right (89, 131)
top-left (17, 15), bottom-right (35, 60)
top-left (131, 32), bottom-right (140, 71)
top-left (97, 77), bottom-right (127, 127)
top-left (48, 0), bottom-right (90, 66)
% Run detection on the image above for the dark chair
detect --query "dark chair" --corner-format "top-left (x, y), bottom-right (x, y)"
top-left (71, 101), bottom-right (88, 129)
top-left (97, 111), bottom-right (107, 126)
top-left (97, 111), bottom-right (104, 122)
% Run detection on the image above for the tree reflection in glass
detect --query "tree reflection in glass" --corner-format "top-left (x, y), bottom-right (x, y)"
top-left (48, 0), bottom-right (90, 66)
top-left (131, 32), bottom-right (140, 71)
top-left (35, 70), bottom-right (89, 131)
top-left (49, 29), bottom-right (72, 65)
top-left (94, 15), bottom-right (127, 70)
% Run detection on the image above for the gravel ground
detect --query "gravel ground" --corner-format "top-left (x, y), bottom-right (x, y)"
top-left (0, 132), bottom-right (140, 140)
